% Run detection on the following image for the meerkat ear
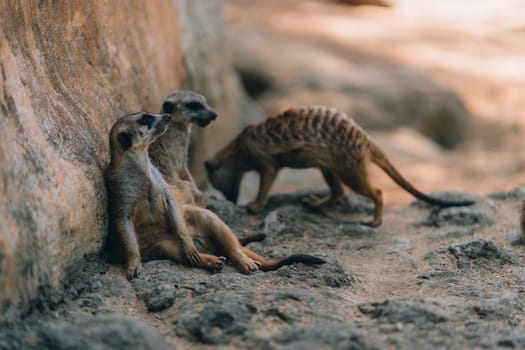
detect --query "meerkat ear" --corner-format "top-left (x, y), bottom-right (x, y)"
top-left (162, 101), bottom-right (176, 114)
top-left (117, 130), bottom-right (133, 149)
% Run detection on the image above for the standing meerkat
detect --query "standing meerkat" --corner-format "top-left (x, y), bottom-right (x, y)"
top-left (149, 90), bottom-right (216, 206)
top-left (105, 112), bottom-right (325, 279)
top-left (205, 105), bottom-right (474, 227)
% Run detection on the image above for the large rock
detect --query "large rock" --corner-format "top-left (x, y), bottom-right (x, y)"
top-left (0, 0), bottom-right (247, 318)
top-left (26, 315), bottom-right (171, 350)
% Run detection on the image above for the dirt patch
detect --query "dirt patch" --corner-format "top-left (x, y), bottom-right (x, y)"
top-left (1, 189), bottom-right (525, 349)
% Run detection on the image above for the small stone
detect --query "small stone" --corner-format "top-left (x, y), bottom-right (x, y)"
top-left (29, 315), bottom-right (171, 349)
top-left (273, 322), bottom-right (373, 349)
top-left (417, 207), bottom-right (493, 227)
top-left (358, 298), bottom-right (449, 324)
top-left (263, 209), bottom-right (290, 236)
top-left (448, 239), bottom-right (515, 268)
top-left (472, 293), bottom-right (522, 321)
top-left (488, 187), bottom-right (525, 200)
top-left (142, 284), bottom-right (176, 312)
top-left (77, 294), bottom-right (105, 310)
top-left (175, 293), bottom-right (256, 345)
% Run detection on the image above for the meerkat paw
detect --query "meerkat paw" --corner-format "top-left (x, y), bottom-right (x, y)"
top-left (360, 220), bottom-right (381, 228)
top-left (194, 190), bottom-right (209, 206)
top-left (213, 256), bottom-right (227, 273)
top-left (238, 258), bottom-right (261, 274)
top-left (182, 243), bottom-right (201, 267)
top-left (302, 194), bottom-right (329, 209)
top-left (126, 261), bottom-right (143, 281)
top-left (246, 201), bottom-right (264, 214)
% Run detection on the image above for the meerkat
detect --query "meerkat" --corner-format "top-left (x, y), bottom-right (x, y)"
top-left (148, 90), bottom-right (265, 245)
top-left (148, 90), bottom-right (216, 206)
top-left (205, 105), bottom-right (474, 227)
top-left (105, 112), bottom-right (325, 279)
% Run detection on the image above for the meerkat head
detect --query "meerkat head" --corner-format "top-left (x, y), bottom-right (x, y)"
top-left (205, 158), bottom-right (242, 203)
top-left (110, 112), bottom-right (171, 155)
top-left (161, 90), bottom-right (217, 127)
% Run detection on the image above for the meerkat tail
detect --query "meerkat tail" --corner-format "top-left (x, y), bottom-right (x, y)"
top-left (242, 248), bottom-right (326, 271)
top-left (260, 254), bottom-right (327, 271)
top-left (238, 233), bottom-right (267, 246)
top-left (368, 142), bottom-right (474, 207)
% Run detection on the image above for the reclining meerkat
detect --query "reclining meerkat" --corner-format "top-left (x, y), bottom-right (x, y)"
top-left (105, 112), bottom-right (325, 279)
top-left (149, 90), bottom-right (216, 206)
top-left (149, 90), bottom-right (266, 246)
top-left (205, 105), bottom-right (474, 227)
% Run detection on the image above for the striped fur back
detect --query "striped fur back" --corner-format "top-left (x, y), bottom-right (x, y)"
top-left (244, 106), bottom-right (369, 155)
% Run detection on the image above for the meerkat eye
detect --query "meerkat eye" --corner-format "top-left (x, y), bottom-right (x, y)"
top-left (138, 114), bottom-right (154, 128)
top-left (162, 101), bottom-right (176, 114)
top-left (117, 130), bottom-right (133, 149)
top-left (185, 101), bottom-right (204, 111)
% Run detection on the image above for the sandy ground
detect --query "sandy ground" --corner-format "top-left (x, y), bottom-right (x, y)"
top-left (225, 0), bottom-right (525, 207)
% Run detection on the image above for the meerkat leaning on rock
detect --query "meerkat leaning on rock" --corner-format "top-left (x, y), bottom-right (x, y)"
top-left (149, 90), bottom-right (216, 206)
top-left (105, 112), bottom-right (325, 280)
top-left (105, 112), bottom-right (200, 279)
top-left (205, 105), bottom-right (474, 227)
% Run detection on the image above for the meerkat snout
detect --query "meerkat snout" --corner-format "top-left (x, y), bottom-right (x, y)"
top-left (193, 109), bottom-right (217, 127)
top-left (161, 91), bottom-right (218, 127)
top-left (146, 113), bottom-right (171, 136)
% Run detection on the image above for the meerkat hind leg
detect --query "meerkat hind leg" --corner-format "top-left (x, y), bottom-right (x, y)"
top-left (184, 206), bottom-right (260, 274)
top-left (154, 239), bottom-right (226, 273)
top-left (303, 169), bottom-right (345, 209)
top-left (341, 163), bottom-right (383, 227)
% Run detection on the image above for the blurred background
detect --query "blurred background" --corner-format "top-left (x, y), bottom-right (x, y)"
top-left (218, 0), bottom-right (525, 206)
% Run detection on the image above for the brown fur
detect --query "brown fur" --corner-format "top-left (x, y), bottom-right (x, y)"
top-left (105, 112), bottom-right (201, 279)
top-left (105, 112), bottom-right (325, 280)
top-left (149, 90), bottom-right (217, 206)
top-left (149, 91), bottom-right (268, 248)
top-left (206, 106), bottom-right (474, 227)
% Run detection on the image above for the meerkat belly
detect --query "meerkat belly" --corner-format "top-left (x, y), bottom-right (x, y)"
top-left (273, 145), bottom-right (336, 169)
top-left (133, 193), bottom-right (170, 251)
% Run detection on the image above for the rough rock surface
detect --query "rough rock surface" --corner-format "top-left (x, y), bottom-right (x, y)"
top-left (22, 315), bottom-right (172, 350)
top-left (0, 0), bottom-right (249, 317)
top-left (1, 188), bottom-right (525, 349)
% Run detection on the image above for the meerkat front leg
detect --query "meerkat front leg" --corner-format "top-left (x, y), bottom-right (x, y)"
top-left (184, 206), bottom-right (260, 274)
top-left (247, 165), bottom-right (278, 214)
top-left (164, 192), bottom-right (201, 266)
top-left (116, 216), bottom-right (143, 280)
top-left (179, 167), bottom-right (208, 205)
top-left (154, 240), bottom-right (226, 273)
